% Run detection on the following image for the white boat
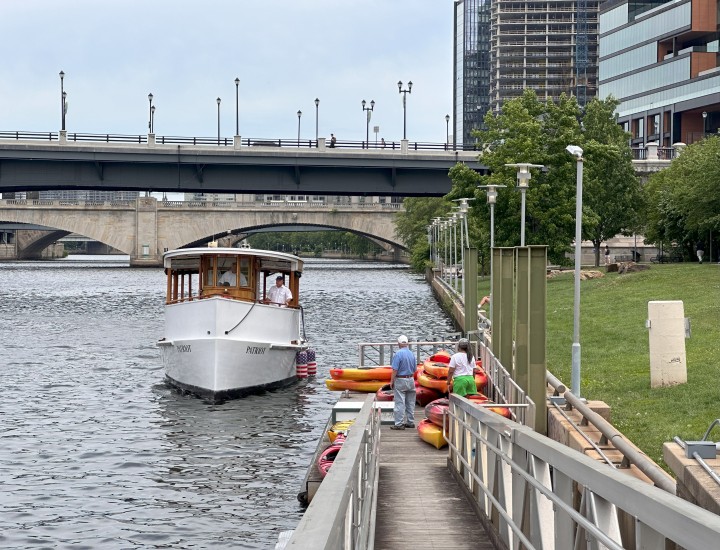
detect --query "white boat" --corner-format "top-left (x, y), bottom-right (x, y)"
top-left (157, 246), bottom-right (308, 400)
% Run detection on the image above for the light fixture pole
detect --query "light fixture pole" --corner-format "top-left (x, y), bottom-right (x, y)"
top-left (59, 71), bottom-right (66, 131)
top-left (566, 145), bottom-right (584, 396)
top-left (235, 78), bottom-right (240, 136)
top-left (151, 105), bottom-right (156, 134)
top-left (505, 163), bottom-right (544, 246)
top-left (297, 110), bottom-right (302, 147)
top-left (216, 97), bottom-right (221, 145)
top-left (478, 184), bottom-right (507, 328)
top-left (148, 93), bottom-right (153, 133)
top-left (445, 114), bottom-right (450, 149)
top-left (361, 99), bottom-right (375, 149)
top-left (314, 98), bottom-right (320, 141)
top-left (702, 111), bottom-right (707, 139)
top-left (398, 80), bottom-right (412, 139)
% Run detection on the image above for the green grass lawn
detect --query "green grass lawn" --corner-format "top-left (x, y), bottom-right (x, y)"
top-left (477, 263), bottom-right (720, 469)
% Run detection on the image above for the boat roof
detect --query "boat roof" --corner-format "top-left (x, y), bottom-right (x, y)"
top-left (163, 247), bottom-right (304, 272)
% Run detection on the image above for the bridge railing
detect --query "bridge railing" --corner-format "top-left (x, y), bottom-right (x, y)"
top-left (0, 130), bottom-right (482, 152)
top-left (446, 395), bottom-right (720, 549)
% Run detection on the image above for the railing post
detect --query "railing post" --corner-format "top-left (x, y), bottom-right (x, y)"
top-left (400, 139), bottom-right (409, 154)
top-left (147, 133), bottom-right (156, 147)
top-left (59, 130), bottom-right (67, 144)
top-left (646, 141), bottom-right (658, 160)
top-left (317, 137), bottom-right (326, 151)
top-left (233, 135), bottom-right (242, 149)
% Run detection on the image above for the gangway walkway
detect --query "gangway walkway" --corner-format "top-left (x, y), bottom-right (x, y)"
top-left (374, 422), bottom-right (494, 549)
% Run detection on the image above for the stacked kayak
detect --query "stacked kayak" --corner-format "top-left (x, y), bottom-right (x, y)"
top-left (326, 366), bottom-right (417, 393)
top-left (374, 382), bottom-right (443, 406)
top-left (327, 420), bottom-right (354, 443)
top-left (325, 379), bottom-right (387, 392)
top-left (417, 419), bottom-right (446, 449)
top-left (318, 433), bottom-right (346, 478)
top-left (428, 349), bottom-right (452, 364)
top-left (417, 364), bottom-right (488, 394)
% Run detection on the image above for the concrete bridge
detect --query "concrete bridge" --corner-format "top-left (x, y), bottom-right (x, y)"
top-left (0, 198), bottom-right (403, 266)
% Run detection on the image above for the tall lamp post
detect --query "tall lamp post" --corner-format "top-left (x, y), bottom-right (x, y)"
top-left (702, 111), bottom-right (707, 139)
top-left (59, 71), bottom-right (66, 131)
top-left (505, 163), bottom-right (544, 246)
top-left (566, 145), bottom-right (584, 396)
top-left (478, 184), bottom-right (507, 327)
top-left (151, 105), bottom-right (156, 134)
top-left (148, 94), bottom-right (154, 133)
top-left (398, 80), bottom-right (412, 139)
top-left (235, 78), bottom-right (240, 137)
top-left (314, 98), bottom-right (320, 141)
top-left (216, 97), bottom-right (221, 145)
top-left (361, 100), bottom-right (374, 148)
top-left (297, 110), bottom-right (302, 147)
top-left (445, 114), bottom-right (450, 149)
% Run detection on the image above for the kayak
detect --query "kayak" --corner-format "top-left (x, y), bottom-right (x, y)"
top-left (468, 394), bottom-right (513, 419)
top-left (424, 398), bottom-right (449, 427)
top-left (422, 360), bottom-right (449, 378)
top-left (329, 367), bottom-right (393, 381)
top-left (418, 371), bottom-right (448, 392)
top-left (428, 350), bottom-right (452, 364)
top-left (328, 420), bottom-right (354, 443)
top-left (375, 383), bottom-right (443, 407)
top-left (417, 419), bottom-right (447, 449)
top-left (474, 368), bottom-right (488, 393)
top-left (325, 379), bottom-right (387, 392)
top-left (318, 433), bottom-right (346, 478)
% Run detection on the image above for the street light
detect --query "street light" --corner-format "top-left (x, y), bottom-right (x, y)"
top-left (314, 98), bottom-right (320, 141)
top-left (566, 144), bottom-right (584, 396)
top-left (297, 110), bottom-right (302, 147)
top-left (148, 93), bottom-right (154, 134)
top-left (235, 78), bottom-right (240, 136)
top-left (445, 114), bottom-right (450, 149)
top-left (361, 99), bottom-right (374, 149)
top-left (151, 105), bottom-right (156, 134)
top-left (702, 111), bottom-right (707, 139)
top-left (216, 97), bottom-right (221, 145)
top-left (478, 184), bottom-right (507, 327)
top-left (59, 71), bottom-right (66, 131)
top-left (505, 163), bottom-right (544, 246)
top-left (398, 80), bottom-right (412, 139)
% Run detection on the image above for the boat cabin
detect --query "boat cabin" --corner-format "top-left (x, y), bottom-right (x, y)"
top-left (163, 247), bottom-right (303, 307)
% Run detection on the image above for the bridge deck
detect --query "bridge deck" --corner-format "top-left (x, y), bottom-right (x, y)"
top-left (374, 420), bottom-right (494, 550)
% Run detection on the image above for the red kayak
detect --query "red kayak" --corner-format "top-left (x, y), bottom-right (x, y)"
top-left (375, 383), bottom-right (393, 401)
top-left (318, 433), bottom-right (346, 478)
top-left (375, 383), bottom-right (443, 407)
top-left (425, 398), bottom-right (449, 427)
top-left (429, 350), bottom-right (452, 364)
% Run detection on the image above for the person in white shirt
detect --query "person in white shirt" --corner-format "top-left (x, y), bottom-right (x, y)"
top-left (218, 264), bottom-right (248, 286)
top-left (267, 275), bottom-right (292, 306)
top-left (447, 338), bottom-right (478, 397)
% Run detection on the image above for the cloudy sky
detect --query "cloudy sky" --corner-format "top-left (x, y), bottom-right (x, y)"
top-left (0, 1), bottom-right (455, 144)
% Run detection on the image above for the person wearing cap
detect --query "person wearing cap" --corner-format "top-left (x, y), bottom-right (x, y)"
top-left (390, 335), bottom-right (417, 430)
top-left (447, 338), bottom-right (478, 397)
top-left (266, 275), bottom-right (292, 306)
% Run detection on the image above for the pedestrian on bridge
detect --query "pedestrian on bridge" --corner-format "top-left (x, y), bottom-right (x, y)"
top-left (390, 335), bottom-right (417, 430)
top-left (329, 134), bottom-right (336, 148)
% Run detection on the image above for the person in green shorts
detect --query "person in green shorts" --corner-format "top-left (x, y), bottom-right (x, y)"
top-left (447, 338), bottom-right (478, 397)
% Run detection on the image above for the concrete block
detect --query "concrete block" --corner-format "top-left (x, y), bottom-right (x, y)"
top-left (648, 300), bottom-right (687, 387)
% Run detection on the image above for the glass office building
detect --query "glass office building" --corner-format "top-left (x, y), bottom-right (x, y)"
top-left (599, 0), bottom-right (720, 146)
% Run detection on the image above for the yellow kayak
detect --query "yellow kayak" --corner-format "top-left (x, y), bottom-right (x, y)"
top-left (325, 379), bottom-right (387, 392)
top-left (417, 419), bottom-right (447, 449)
top-left (329, 367), bottom-right (393, 381)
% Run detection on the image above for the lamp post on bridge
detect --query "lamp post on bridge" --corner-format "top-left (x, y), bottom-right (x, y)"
top-left (505, 163), bottom-right (544, 246)
top-left (361, 100), bottom-right (374, 149)
top-left (566, 145), bottom-right (584, 397)
top-left (314, 98), bottom-right (320, 141)
top-left (151, 105), bottom-right (156, 134)
top-left (398, 80), bottom-right (412, 140)
top-left (235, 78), bottom-right (240, 137)
top-left (445, 114), bottom-right (450, 150)
top-left (216, 97), bottom-right (221, 145)
top-left (297, 110), bottom-right (302, 147)
top-left (59, 71), bottom-right (66, 131)
top-left (148, 94), bottom-right (153, 134)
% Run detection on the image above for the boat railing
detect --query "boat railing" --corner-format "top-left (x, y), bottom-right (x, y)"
top-left (285, 395), bottom-right (380, 549)
top-left (445, 394), bottom-right (720, 549)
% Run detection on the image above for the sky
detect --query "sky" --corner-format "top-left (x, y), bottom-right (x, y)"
top-left (0, 1), bottom-right (455, 145)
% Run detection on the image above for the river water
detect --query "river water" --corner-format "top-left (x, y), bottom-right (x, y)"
top-left (0, 256), bottom-right (454, 549)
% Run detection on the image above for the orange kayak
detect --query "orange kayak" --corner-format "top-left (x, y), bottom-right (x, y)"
top-left (422, 360), bottom-right (449, 378)
top-left (418, 371), bottom-right (448, 392)
top-left (329, 367), bottom-right (393, 381)
top-left (325, 379), bottom-right (387, 392)
top-left (417, 419), bottom-right (447, 449)
top-left (468, 394), bottom-right (513, 419)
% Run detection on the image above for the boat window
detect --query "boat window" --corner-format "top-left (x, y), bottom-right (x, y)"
top-left (239, 257), bottom-right (251, 288)
top-left (202, 256), bottom-right (216, 287)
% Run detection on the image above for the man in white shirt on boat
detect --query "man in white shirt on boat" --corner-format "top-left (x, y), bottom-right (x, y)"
top-left (218, 264), bottom-right (248, 286)
top-left (266, 275), bottom-right (292, 306)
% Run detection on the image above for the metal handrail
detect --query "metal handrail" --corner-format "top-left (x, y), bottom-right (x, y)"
top-left (446, 395), bottom-right (720, 549)
top-left (285, 395), bottom-right (380, 549)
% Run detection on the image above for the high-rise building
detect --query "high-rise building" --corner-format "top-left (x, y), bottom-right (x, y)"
top-left (454, 0), bottom-right (600, 147)
top-left (598, 0), bottom-right (719, 147)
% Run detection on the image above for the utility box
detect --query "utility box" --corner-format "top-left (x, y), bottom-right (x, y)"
top-left (647, 300), bottom-right (687, 388)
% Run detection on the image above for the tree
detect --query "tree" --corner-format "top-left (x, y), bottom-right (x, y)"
top-left (394, 197), bottom-right (451, 271)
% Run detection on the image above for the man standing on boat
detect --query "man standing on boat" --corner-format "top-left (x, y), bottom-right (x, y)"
top-left (390, 335), bottom-right (417, 430)
top-left (267, 275), bottom-right (292, 306)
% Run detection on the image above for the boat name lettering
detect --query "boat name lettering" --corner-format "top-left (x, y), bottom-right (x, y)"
top-left (246, 346), bottom-right (266, 355)
top-left (176, 345), bottom-right (192, 353)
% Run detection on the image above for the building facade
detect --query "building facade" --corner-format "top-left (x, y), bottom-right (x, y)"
top-left (599, 0), bottom-right (720, 147)
top-left (454, 0), bottom-right (600, 147)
